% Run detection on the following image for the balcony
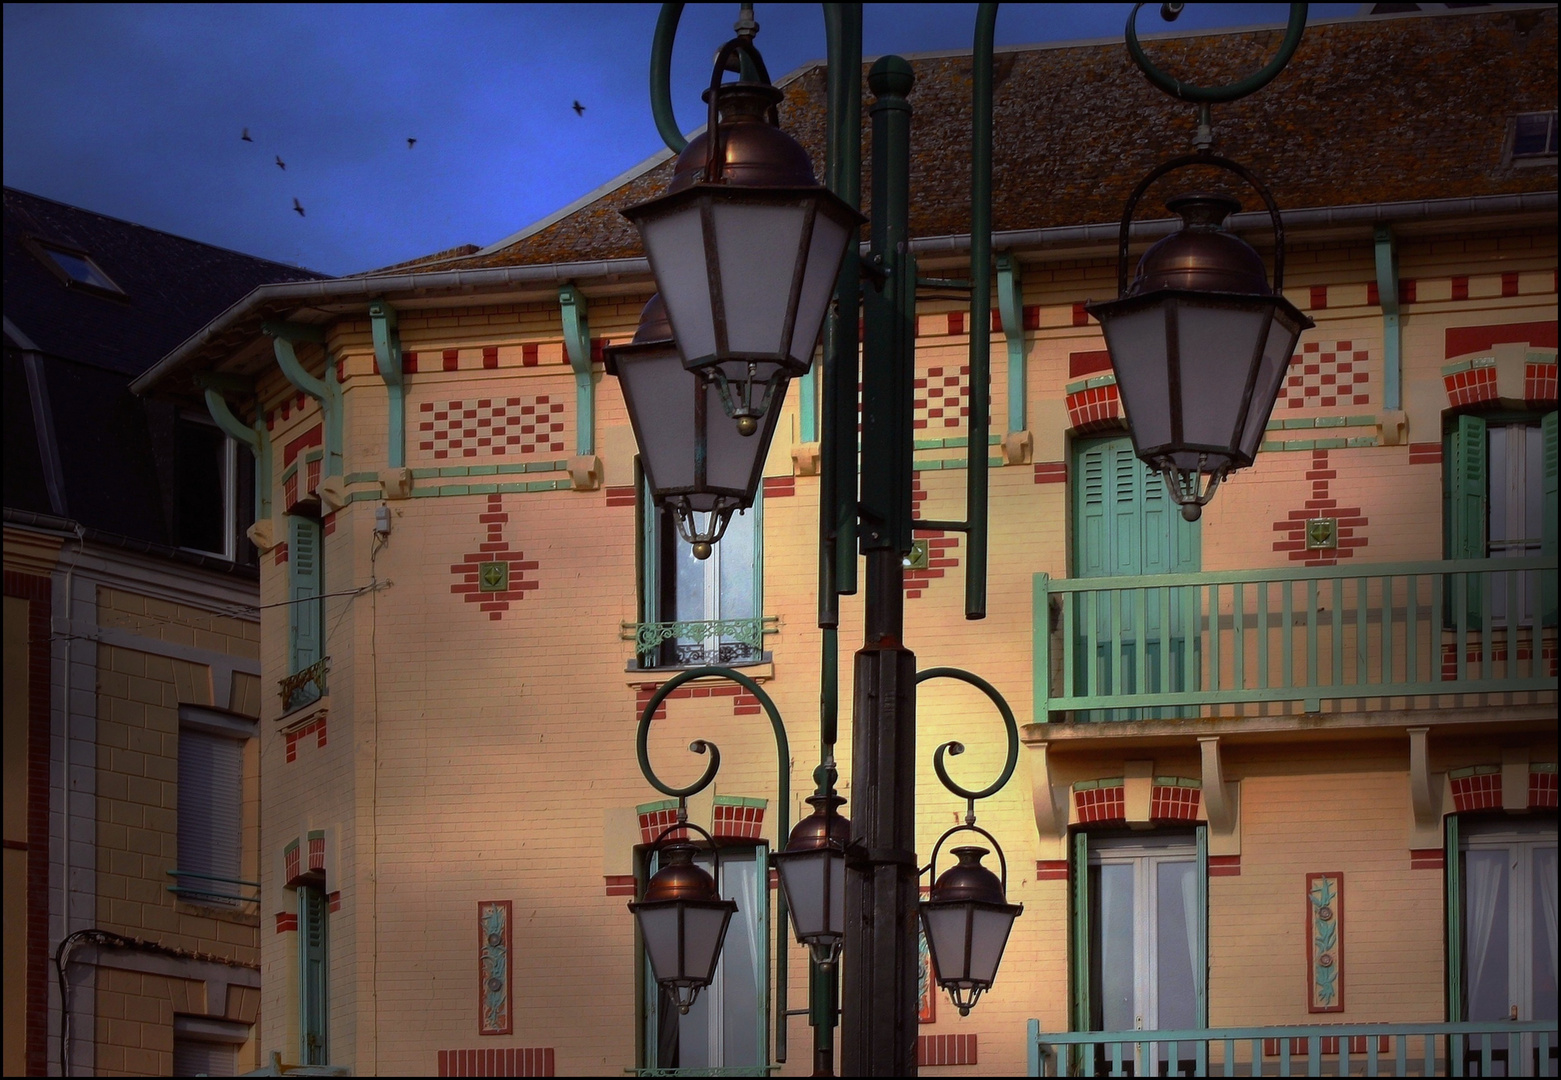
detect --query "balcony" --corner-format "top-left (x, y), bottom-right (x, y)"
top-left (622, 617), bottom-right (779, 670)
top-left (1034, 558), bottom-right (1557, 724)
top-left (1027, 1020), bottom-right (1560, 1076)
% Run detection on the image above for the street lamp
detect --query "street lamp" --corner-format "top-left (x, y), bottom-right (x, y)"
top-left (771, 790), bottom-right (851, 968)
top-left (1088, 180), bottom-right (1313, 521)
top-left (920, 844), bottom-right (1022, 1017)
top-left (604, 295), bottom-right (782, 557)
top-left (623, 34), bottom-right (863, 443)
top-left (629, 828), bottom-right (738, 1014)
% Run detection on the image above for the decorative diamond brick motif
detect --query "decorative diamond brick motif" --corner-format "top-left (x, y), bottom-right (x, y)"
top-left (1280, 339), bottom-right (1372, 410)
top-left (418, 397), bottom-right (566, 459)
top-left (914, 365), bottom-right (969, 431)
top-left (449, 494), bottom-right (539, 620)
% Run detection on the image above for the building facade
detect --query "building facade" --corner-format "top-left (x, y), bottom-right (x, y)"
top-left (4, 188), bottom-right (325, 1076)
top-left (136, 8), bottom-right (1556, 1077)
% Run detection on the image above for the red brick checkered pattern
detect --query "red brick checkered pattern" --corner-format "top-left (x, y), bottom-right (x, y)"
top-left (284, 717), bottom-right (327, 763)
top-left (1450, 771), bottom-right (1502, 812)
top-left (438, 1048), bottom-right (554, 1077)
top-left (1271, 450), bottom-right (1368, 567)
top-left (918, 1034), bottom-right (978, 1066)
top-left (1066, 382), bottom-right (1122, 433)
top-left (1531, 771), bottom-right (1558, 809)
top-left (1443, 363), bottom-right (1498, 409)
top-left (1280, 339), bottom-right (1371, 410)
top-left (1150, 785), bottom-right (1201, 822)
top-left (274, 911), bottom-right (297, 934)
top-left (1075, 785), bottom-right (1125, 823)
top-left (603, 875), bottom-right (636, 897)
top-left (712, 803), bottom-right (766, 840)
top-left (418, 397), bottom-right (566, 459)
top-left (1526, 360), bottom-right (1558, 403)
top-left (638, 806), bottom-right (687, 845)
top-left (1410, 849), bottom-right (1445, 871)
top-left (449, 494), bottom-right (539, 621)
top-left (914, 365), bottom-right (970, 431)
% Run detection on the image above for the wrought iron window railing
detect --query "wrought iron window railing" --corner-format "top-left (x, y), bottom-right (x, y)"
top-left (622, 617), bottom-right (779, 670)
top-left (1034, 557), bottom-right (1557, 722)
top-left (279, 656), bottom-right (329, 713)
top-left (166, 869), bottom-right (261, 907)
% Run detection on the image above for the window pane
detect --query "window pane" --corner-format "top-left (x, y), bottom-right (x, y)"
top-left (1156, 860), bottom-right (1198, 1031)
top-left (1514, 112), bottom-right (1557, 157)
top-left (1533, 846), bottom-right (1558, 1023)
top-left (1096, 863), bottom-right (1136, 1031)
top-left (177, 418), bottom-right (228, 554)
top-left (1464, 849), bottom-right (1511, 1021)
top-left (718, 509), bottom-right (756, 621)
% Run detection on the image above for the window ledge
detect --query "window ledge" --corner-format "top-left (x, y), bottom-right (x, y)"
top-left (623, 661), bottom-right (774, 687)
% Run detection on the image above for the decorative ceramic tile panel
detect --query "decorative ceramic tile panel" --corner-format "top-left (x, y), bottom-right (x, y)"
top-left (478, 900), bottom-right (512, 1036)
top-left (1307, 872), bottom-right (1343, 1013)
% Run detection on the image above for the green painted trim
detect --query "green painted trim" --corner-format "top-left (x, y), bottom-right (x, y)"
top-left (1314, 416), bottom-right (1347, 428)
top-left (1441, 357), bottom-right (1496, 376)
top-left (281, 462), bottom-right (299, 483)
top-left (307, 829), bottom-right (325, 841)
top-left (998, 252), bottom-right (1026, 435)
top-left (1527, 349), bottom-right (1559, 363)
top-left (1065, 373), bottom-right (1117, 395)
top-left (1375, 226), bottom-right (1401, 412)
top-left (634, 799), bottom-right (679, 815)
top-left (1038, 555), bottom-right (1553, 592)
top-left (559, 284), bottom-right (595, 457)
top-left (1154, 776), bottom-right (1201, 788)
top-left (268, 329), bottom-right (344, 480)
top-left (1072, 777), bottom-right (1124, 791)
top-left (914, 434), bottom-right (1002, 451)
top-left (1533, 762), bottom-right (1557, 773)
top-left (369, 301), bottom-right (406, 470)
top-left (283, 838), bottom-right (300, 855)
top-left (799, 367), bottom-right (817, 444)
top-left (1269, 415), bottom-right (1381, 431)
top-left (1261, 436), bottom-right (1379, 452)
top-left (1448, 764), bottom-right (1501, 779)
top-left (409, 461), bottom-right (568, 480)
top-left (712, 795), bottom-right (769, 809)
top-left (303, 448), bottom-right (323, 464)
top-left (344, 471), bottom-right (376, 486)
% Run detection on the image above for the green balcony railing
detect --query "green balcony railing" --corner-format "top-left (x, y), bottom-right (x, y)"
top-left (1034, 557), bottom-right (1558, 723)
top-left (1027, 1019), bottom-right (1560, 1076)
top-left (622, 617), bottom-right (779, 670)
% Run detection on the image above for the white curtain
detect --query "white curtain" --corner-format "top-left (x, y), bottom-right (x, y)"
top-left (734, 854), bottom-right (764, 993)
top-left (1537, 846), bottom-right (1558, 990)
top-left (1181, 862), bottom-right (1199, 995)
top-left (1465, 850), bottom-right (1505, 1016)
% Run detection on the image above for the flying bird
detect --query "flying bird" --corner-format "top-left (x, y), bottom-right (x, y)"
top-left (241, 127), bottom-right (253, 142)
top-left (292, 198), bottom-right (305, 217)
top-left (572, 100), bottom-right (585, 116)
top-left (276, 155), bottom-right (286, 170)
top-left (407, 137), bottom-right (417, 149)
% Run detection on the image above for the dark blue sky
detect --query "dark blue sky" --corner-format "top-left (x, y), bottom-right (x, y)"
top-left (3, 3), bottom-right (1356, 277)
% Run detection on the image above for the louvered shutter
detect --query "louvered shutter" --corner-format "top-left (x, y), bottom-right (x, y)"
top-left (300, 885), bottom-right (328, 1064)
top-left (1543, 411), bottom-right (1557, 627)
top-left (177, 728), bottom-right (243, 901)
top-left (289, 516), bottom-right (323, 671)
top-left (1448, 414), bottom-right (1487, 626)
top-left (1068, 829), bottom-right (1091, 1073)
top-left (172, 1038), bottom-right (236, 1077)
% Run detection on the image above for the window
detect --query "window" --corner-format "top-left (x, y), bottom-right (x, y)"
top-left (1447, 817), bottom-right (1557, 1073)
top-left (299, 883), bottom-right (329, 1065)
top-left (642, 844), bottom-right (769, 1073)
top-left (286, 513), bottom-right (325, 708)
top-left (1512, 111), bottom-right (1559, 159)
top-left (1444, 413), bottom-right (1558, 627)
top-left (1070, 436), bottom-right (1200, 719)
top-left (1070, 830), bottom-right (1207, 1070)
top-left (26, 238), bottom-right (125, 296)
top-left (176, 413), bottom-right (251, 560)
top-left (171, 1015), bottom-right (249, 1077)
top-left (175, 707), bottom-right (255, 907)
top-left (638, 480), bottom-right (764, 668)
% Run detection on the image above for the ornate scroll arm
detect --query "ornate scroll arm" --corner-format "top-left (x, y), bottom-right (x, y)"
top-left (916, 666), bottom-right (1020, 808)
top-left (1126, 2), bottom-right (1309, 104)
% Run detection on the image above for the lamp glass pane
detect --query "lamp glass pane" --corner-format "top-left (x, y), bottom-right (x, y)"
top-left (636, 905), bottom-right (682, 982)
top-left (1099, 304), bottom-right (1172, 451)
top-left (641, 205), bottom-right (717, 363)
top-left (1173, 298), bottom-right (1270, 453)
top-left (619, 347), bottom-right (697, 494)
top-left (776, 851), bottom-right (826, 940)
top-left (967, 906), bottom-right (1018, 985)
top-left (682, 904), bottom-right (735, 983)
top-left (922, 904), bottom-right (972, 982)
top-left (711, 200), bottom-right (808, 356)
top-left (826, 851), bottom-right (846, 936)
top-left (787, 206), bottom-right (852, 366)
top-left (704, 379), bottom-right (787, 497)
top-left (1239, 306), bottom-right (1306, 462)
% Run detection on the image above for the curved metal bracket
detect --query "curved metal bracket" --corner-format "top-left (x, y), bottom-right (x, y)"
top-left (915, 667), bottom-right (1019, 805)
top-left (1126, 2), bottom-right (1308, 104)
top-left (702, 37), bottom-right (777, 183)
top-left (1114, 152), bottom-right (1288, 296)
top-left (650, 3), bottom-right (688, 154)
top-left (923, 822), bottom-right (1011, 893)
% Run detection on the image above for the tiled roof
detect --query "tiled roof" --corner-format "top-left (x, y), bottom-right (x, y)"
top-left (441, 7), bottom-right (1556, 271)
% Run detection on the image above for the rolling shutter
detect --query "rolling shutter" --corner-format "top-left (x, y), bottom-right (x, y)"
top-left (289, 515), bottom-right (322, 671)
top-left (177, 728), bottom-right (243, 899)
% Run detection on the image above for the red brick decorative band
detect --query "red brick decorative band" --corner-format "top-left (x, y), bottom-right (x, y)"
top-left (274, 912), bottom-right (297, 934)
top-left (603, 875), bottom-right (636, 897)
top-left (604, 485), bottom-right (637, 508)
top-left (712, 800), bottom-right (766, 840)
top-left (1075, 784), bottom-right (1125, 823)
top-left (1410, 849), bottom-right (1445, 871)
top-left (1065, 382), bottom-right (1122, 433)
top-left (762, 475), bottom-right (795, 498)
top-left (1035, 860), bottom-right (1069, 881)
top-left (438, 1048), bottom-right (554, 1077)
top-left (1208, 855), bottom-right (1242, 877)
top-left (917, 1034), bottom-right (978, 1066)
top-left (1033, 461), bottom-right (1067, 484)
top-left (1150, 784), bottom-right (1201, 822)
top-left (1531, 769), bottom-right (1558, 809)
top-left (1450, 770), bottom-right (1502, 812)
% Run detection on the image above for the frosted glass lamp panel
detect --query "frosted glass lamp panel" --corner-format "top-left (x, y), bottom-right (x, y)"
top-left (682, 904), bottom-right (736, 985)
top-left (1100, 306), bottom-right (1172, 452)
top-left (641, 208), bottom-right (718, 363)
top-left (704, 380), bottom-right (786, 497)
top-left (710, 201), bottom-right (808, 356)
top-left (638, 905), bottom-right (683, 984)
top-left (620, 348), bottom-right (697, 494)
top-left (922, 905), bottom-right (973, 983)
top-left (787, 209), bottom-right (852, 365)
top-left (1238, 306), bottom-right (1306, 462)
top-left (1173, 299), bottom-right (1269, 460)
top-left (1098, 863), bottom-right (1136, 1033)
top-left (826, 853), bottom-right (846, 937)
top-left (1155, 861), bottom-right (1197, 1031)
top-left (776, 852), bottom-right (826, 941)
top-left (967, 906), bottom-right (1017, 985)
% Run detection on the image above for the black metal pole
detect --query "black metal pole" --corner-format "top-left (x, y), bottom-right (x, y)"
top-left (841, 54), bottom-right (919, 1077)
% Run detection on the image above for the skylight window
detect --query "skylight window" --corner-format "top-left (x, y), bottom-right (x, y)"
top-left (1512, 111), bottom-right (1558, 158)
top-left (28, 239), bottom-right (126, 295)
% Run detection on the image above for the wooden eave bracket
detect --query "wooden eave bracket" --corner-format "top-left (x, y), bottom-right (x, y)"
top-left (1198, 736), bottom-right (1241, 854)
top-left (1407, 725), bottom-right (1446, 848)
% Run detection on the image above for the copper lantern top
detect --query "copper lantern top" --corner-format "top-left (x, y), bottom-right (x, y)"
top-left (669, 82), bottom-right (817, 192)
top-left (641, 843), bottom-right (722, 903)
top-left (930, 846), bottom-right (1008, 906)
top-left (1129, 193), bottom-right (1271, 297)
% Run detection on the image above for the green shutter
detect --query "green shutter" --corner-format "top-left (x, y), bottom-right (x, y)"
top-left (299, 885), bottom-right (328, 1064)
top-left (1542, 411), bottom-right (1558, 627)
top-left (1195, 825), bottom-right (1209, 1028)
top-left (288, 516), bottom-right (322, 671)
top-left (1444, 815), bottom-right (1462, 1023)
top-left (1448, 414), bottom-right (1487, 627)
top-left (1068, 830), bottom-right (1091, 1033)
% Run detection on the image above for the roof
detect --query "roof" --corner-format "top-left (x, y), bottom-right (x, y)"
top-left (3, 187), bottom-right (328, 552)
top-left (439, 5), bottom-right (1557, 270)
